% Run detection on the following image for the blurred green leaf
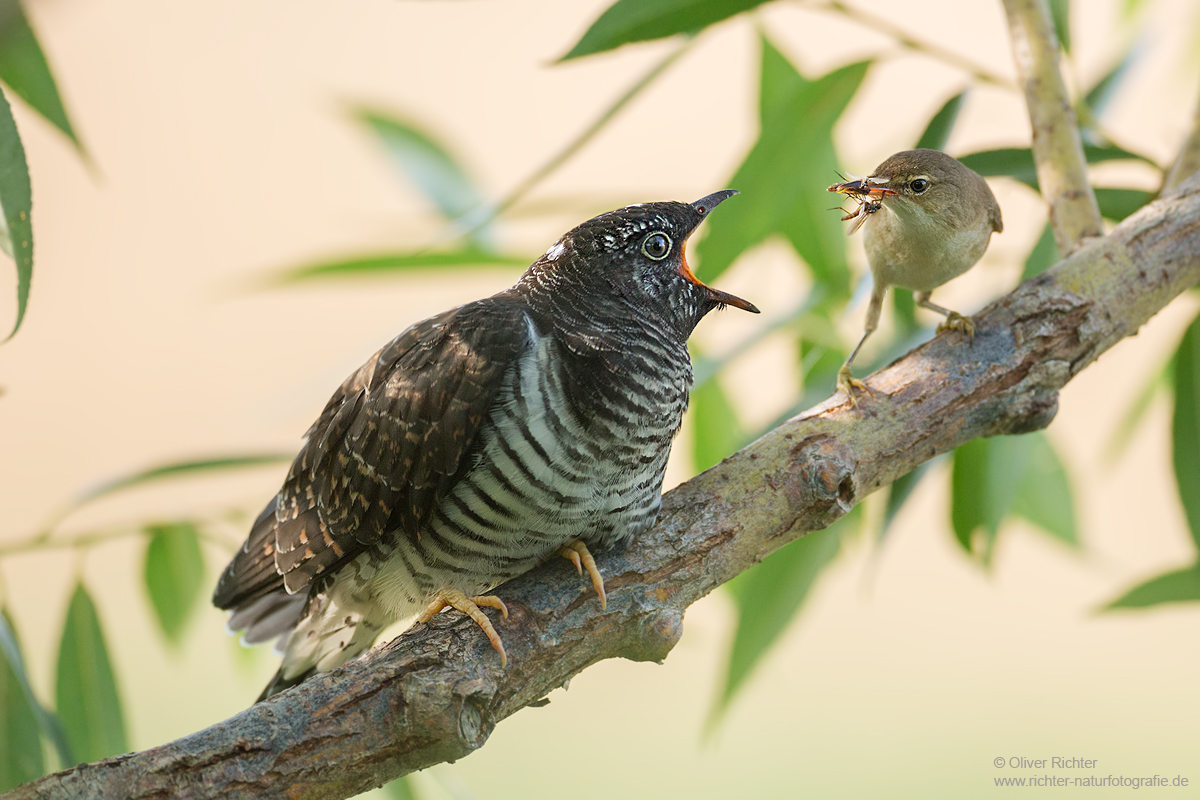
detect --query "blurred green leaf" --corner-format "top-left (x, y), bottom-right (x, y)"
top-left (0, 1), bottom-right (82, 150)
top-left (276, 248), bottom-right (529, 284)
top-left (1094, 187), bottom-right (1153, 221)
top-left (72, 454), bottom-right (293, 509)
top-left (891, 287), bottom-right (917, 336)
top-left (1106, 355), bottom-right (1172, 462)
top-left (384, 775), bottom-right (420, 800)
top-left (0, 83), bottom-right (32, 340)
top-left (1103, 565), bottom-right (1200, 609)
top-left (144, 522), bottom-right (205, 645)
top-left (0, 610), bottom-right (43, 790)
top-left (799, 313), bottom-right (846, 392)
top-left (1083, 46), bottom-right (1139, 118)
top-left (951, 434), bottom-right (1036, 559)
top-left (0, 611), bottom-right (72, 770)
top-left (958, 143), bottom-right (1157, 189)
top-left (562, 0), bottom-right (767, 60)
top-left (1121, 0), bottom-right (1150, 18)
top-left (696, 49), bottom-right (867, 299)
top-left (1022, 222), bottom-right (1059, 280)
top-left (1173, 311), bottom-right (1200, 550)
top-left (881, 462), bottom-right (932, 542)
top-left (56, 584), bottom-right (127, 763)
top-left (759, 36), bottom-right (806, 130)
top-left (1047, 0), bottom-right (1070, 52)
top-left (354, 108), bottom-right (490, 247)
top-left (690, 378), bottom-right (743, 473)
top-left (693, 288), bottom-right (825, 388)
top-left (914, 91), bottom-right (966, 152)
top-left (1011, 432), bottom-right (1078, 548)
top-left (714, 509), bottom-right (854, 720)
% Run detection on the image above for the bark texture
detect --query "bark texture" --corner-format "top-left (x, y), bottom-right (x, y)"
top-left (8, 173), bottom-right (1200, 800)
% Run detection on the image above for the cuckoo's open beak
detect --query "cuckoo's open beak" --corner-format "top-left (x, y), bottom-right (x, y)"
top-left (682, 190), bottom-right (760, 314)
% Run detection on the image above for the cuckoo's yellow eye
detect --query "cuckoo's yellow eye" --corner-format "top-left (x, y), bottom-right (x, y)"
top-left (641, 232), bottom-right (671, 260)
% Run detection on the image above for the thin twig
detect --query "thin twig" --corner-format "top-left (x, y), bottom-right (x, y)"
top-left (807, 1), bottom-right (1019, 91)
top-left (1001, 0), bottom-right (1103, 252)
top-left (1164, 80), bottom-right (1200, 191)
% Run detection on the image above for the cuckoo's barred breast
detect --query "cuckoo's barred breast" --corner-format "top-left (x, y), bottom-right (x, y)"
top-left (213, 192), bottom-right (759, 699)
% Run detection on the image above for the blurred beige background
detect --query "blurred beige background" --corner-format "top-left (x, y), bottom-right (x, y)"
top-left (1, 0), bottom-right (1198, 797)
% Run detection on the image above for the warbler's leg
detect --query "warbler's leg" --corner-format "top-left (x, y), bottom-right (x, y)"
top-left (558, 540), bottom-right (607, 611)
top-left (916, 291), bottom-right (975, 343)
top-left (418, 588), bottom-right (509, 667)
top-left (837, 283), bottom-right (887, 406)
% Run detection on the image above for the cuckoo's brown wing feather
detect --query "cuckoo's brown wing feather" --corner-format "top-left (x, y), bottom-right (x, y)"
top-left (213, 298), bottom-right (534, 609)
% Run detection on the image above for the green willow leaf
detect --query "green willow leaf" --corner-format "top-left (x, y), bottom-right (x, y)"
top-left (1084, 46), bottom-right (1139, 118)
top-left (1094, 187), bottom-right (1153, 221)
top-left (1047, 0), bottom-right (1071, 52)
top-left (73, 454), bottom-right (293, 509)
top-left (1106, 356), bottom-right (1172, 463)
top-left (0, 83), bottom-right (32, 339)
top-left (1011, 432), bottom-right (1079, 548)
top-left (1022, 222), bottom-right (1059, 280)
top-left (384, 775), bottom-right (420, 800)
top-left (55, 585), bottom-right (128, 763)
top-left (0, 611), bottom-right (43, 790)
top-left (696, 53), bottom-right (868, 296)
top-left (276, 249), bottom-right (529, 283)
top-left (881, 462), bottom-right (932, 543)
top-left (950, 435), bottom-right (1036, 559)
top-left (0, 2), bottom-right (82, 149)
top-left (562, 0), bottom-right (768, 61)
top-left (144, 522), bottom-right (205, 645)
top-left (0, 611), bottom-right (71, 770)
top-left (690, 377), bottom-right (743, 473)
top-left (1102, 565), bottom-right (1200, 609)
top-left (958, 143), bottom-right (1157, 190)
top-left (354, 109), bottom-right (490, 246)
top-left (758, 34), bottom-right (807, 130)
top-left (714, 509), bottom-right (856, 720)
top-left (915, 91), bottom-right (966, 152)
top-left (1173, 311), bottom-right (1200, 550)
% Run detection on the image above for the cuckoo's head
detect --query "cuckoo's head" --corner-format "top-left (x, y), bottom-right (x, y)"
top-left (521, 191), bottom-right (758, 336)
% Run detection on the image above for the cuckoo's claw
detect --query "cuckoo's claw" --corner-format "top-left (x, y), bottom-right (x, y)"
top-left (559, 540), bottom-right (606, 611)
top-left (418, 588), bottom-right (509, 667)
top-left (836, 365), bottom-right (873, 408)
top-left (937, 311), bottom-right (975, 344)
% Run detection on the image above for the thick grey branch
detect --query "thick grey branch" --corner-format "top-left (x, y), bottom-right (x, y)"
top-left (9, 177), bottom-right (1200, 800)
top-left (1002, 0), bottom-right (1104, 252)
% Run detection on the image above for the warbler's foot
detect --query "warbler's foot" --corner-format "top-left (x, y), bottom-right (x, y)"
top-left (418, 588), bottom-right (509, 667)
top-left (559, 540), bottom-right (607, 611)
top-left (937, 311), bottom-right (975, 344)
top-left (836, 365), bottom-right (873, 407)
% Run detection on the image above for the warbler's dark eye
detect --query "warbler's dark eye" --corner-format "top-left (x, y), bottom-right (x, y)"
top-left (642, 232), bottom-right (672, 260)
top-left (910, 178), bottom-right (930, 194)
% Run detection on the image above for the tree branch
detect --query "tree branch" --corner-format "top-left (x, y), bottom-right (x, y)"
top-left (1002, 0), bottom-right (1104, 252)
top-left (8, 174), bottom-right (1200, 800)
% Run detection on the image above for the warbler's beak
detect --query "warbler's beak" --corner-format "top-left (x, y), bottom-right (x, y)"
top-left (682, 190), bottom-right (760, 314)
top-left (827, 176), bottom-right (898, 199)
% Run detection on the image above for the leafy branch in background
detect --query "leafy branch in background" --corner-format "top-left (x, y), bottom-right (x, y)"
top-left (0, 0), bottom-right (85, 339)
top-left (0, 455), bottom-right (289, 790)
